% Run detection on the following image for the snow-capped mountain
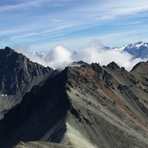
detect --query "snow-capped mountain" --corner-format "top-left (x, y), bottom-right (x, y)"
top-left (123, 41), bottom-right (148, 58)
top-left (33, 51), bottom-right (45, 58)
top-left (113, 41), bottom-right (148, 59)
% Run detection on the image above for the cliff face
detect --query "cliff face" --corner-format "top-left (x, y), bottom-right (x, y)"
top-left (0, 60), bottom-right (147, 148)
top-left (0, 47), bottom-right (55, 119)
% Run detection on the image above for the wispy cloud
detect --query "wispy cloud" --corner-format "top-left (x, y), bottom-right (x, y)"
top-left (90, 0), bottom-right (148, 20)
top-left (43, 24), bottom-right (74, 33)
top-left (53, 19), bottom-right (63, 22)
top-left (1, 0), bottom-right (148, 50)
top-left (11, 33), bottom-right (39, 39)
top-left (0, 0), bottom-right (63, 12)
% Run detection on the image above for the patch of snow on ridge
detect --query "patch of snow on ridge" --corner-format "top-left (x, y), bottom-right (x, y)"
top-left (113, 46), bottom-right (126, 51)
top-left (0, 94), bottom-right (7, 97)
top-left (135, 41), bottom-right (144, 48)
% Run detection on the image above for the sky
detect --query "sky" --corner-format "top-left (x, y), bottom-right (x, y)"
top-left (1, 0), bottom-right (148, 52)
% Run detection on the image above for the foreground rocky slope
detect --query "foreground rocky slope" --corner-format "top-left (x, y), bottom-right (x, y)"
top-left (0, 47), bottom-right (55, 119)
top-left (0, 61), bottom-right (147, 148)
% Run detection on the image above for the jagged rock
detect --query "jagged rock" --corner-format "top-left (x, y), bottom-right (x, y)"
top-left (107, 61), bottom-right (120, 70)
top-left (0, 47), bottom-right (56, 119)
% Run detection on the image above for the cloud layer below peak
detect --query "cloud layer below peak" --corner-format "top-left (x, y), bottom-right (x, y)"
top-left (14, 40), bottom-right (148, 71)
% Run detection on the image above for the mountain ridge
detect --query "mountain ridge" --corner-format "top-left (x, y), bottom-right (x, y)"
top-left (113, 41), bottom-right (148, 59)
top-left (0, 60), bottom-right (147, 148)
top-left (0, 47), bottom-right (56, 119)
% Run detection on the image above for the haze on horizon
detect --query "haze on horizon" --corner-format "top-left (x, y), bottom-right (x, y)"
top-left (1, 0), bottom-right (148, 52)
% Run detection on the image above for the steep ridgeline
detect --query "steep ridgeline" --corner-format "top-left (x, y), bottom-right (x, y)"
top-left (0, 61), bottom-right (147, 148)
top-left (0, 47), bottom-right (55, 119)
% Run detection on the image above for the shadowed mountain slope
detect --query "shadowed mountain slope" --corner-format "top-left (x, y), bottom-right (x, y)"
top-left (0, 47), bottom-right (55, 119)
top-left (0, 61), bottom-right (147, 148)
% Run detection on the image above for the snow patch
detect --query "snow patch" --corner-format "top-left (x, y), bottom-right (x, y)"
top-left (0, 94), bottom-right (7, 97)
top-left (113, 46), bottom-right (126, 51)
top-left (135, 42), bottom-right (144, 48)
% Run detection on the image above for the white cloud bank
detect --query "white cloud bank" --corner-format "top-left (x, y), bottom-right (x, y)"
top-left (14, 40), bottom-right (147, 71)
top-left (45, 45), bottom-right (73, 69)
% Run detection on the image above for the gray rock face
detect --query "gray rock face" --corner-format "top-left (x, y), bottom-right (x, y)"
top-left (0, 47), bottom-right (55, 119)
top-left (0, 60), bottom-right (147, 148)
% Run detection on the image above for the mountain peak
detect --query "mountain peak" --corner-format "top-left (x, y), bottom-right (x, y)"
top-left (125, 41), bottom-right (144, 48)
top-left (0, 47), bottom-right (54, 119)
top-left (107, 61), bottom-right (120, 70)
top-left (131, 61), bottom-right (148, 73)
top-left (4, 46), bottom-right (14, 51)
top-left (135, 41), bottom-right (143, 44)
top-left (122, 41), bottom-right (148, 58)
top-left (0, 46), bottom-right (15, 55)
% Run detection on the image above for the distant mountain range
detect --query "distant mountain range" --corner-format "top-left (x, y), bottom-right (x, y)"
top-left (33, 41), bottom-right (148, 64)
top-left (0, 47), bottom-right (147, 148)
top-left (113, 41), bottom-right (148, 59)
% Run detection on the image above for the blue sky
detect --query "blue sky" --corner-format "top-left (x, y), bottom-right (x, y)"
top-left (0, 0), bottom-right (148, 51)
